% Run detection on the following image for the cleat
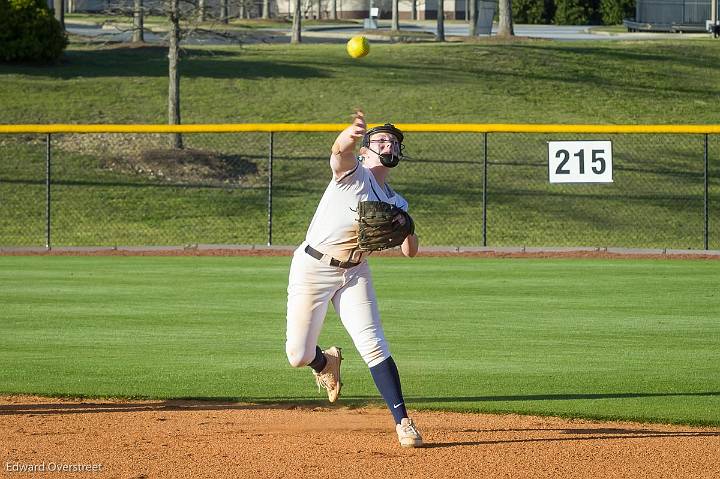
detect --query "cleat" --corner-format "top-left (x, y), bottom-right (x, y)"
top-left (312, 346), bottom-right (342, 402)
top-left (396, 417), bottom-right (423, 448)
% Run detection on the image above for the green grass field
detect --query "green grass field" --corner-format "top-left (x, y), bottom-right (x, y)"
top-left (1, 255), bottom-right (718, 426)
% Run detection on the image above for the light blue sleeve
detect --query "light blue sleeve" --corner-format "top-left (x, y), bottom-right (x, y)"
top-left (395, 192), bottom-right (409, 212)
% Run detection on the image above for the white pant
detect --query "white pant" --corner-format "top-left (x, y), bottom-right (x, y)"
top-left (285, 243), bottom-right (390, 368)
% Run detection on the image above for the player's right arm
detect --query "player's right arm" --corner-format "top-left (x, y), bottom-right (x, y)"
top-left (330, 110), bottom-right (366, 180)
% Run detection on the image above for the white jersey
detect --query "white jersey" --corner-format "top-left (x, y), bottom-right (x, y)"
top-left (305, 158), bottom-right (409, 262)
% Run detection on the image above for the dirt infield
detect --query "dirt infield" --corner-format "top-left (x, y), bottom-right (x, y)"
top-left (1, 396), bottom-right (719, 479)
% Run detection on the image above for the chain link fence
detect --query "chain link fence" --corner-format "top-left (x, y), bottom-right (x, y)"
top-left (1, 126), bottom-right (717, 250)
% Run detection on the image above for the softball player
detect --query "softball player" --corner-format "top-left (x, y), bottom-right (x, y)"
top-left (285, 111), bottom-right (423, 448)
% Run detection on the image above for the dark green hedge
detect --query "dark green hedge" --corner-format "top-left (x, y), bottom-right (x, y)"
top-left (0, 0), bottom-right (68, 62)
top-left (508, 0), bottom-right (635, 25)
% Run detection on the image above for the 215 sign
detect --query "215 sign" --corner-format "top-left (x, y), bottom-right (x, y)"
top-left (548, 141), bottom-right (613, 183)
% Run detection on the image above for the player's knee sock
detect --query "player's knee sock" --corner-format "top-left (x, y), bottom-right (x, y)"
top-left (369, 356), bottom-right (408, 424)
top-left (308, 346), bottom-right (327, 373)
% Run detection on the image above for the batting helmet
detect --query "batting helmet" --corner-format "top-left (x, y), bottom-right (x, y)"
top-left (361, 123), bottom-right (404, 148)
top-left (361, 123), bottom-right (405, 168)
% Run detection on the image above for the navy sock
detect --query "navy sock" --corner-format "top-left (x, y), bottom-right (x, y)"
top-left (308, 346), bottom-right (327, 373)
top-left (369, 356), bottom-right (408, 424)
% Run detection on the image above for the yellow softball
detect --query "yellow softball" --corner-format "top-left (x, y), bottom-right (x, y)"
top-left (346, 35), bottom-right (370, 59)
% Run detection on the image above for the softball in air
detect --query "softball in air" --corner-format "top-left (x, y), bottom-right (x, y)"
top-left (346, 35), bottom-right (370, 58)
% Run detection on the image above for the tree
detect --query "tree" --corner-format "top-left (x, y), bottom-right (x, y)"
top-left (0, 0), bottom-right (68, 62)
top-left (392, 0), bottom-right (399, 31)
top-left (291, 0), bottom-right (302, 43)
top-left (600, 0), bottom-right (634, 24)
top-left (497, 0), bottom-right (514, 36)
top-left (53, 0), bottom-right (64, 30)
top-left (468, 0), bottom-right (477, 36)
top-left (436, 0), bottom-right (445, 41)
top-left (554, 0), bottom-right (598, 24)
top-left (512, 0), bottom-right (548, 23)
top-left (133, 0), bottom-right (144, 42)
top-left (220, 0), bottom-right (228, 24)
top-left (108, 0), bottom-right (251, 148)
top-left (167, 0), bottom-right (182, 149)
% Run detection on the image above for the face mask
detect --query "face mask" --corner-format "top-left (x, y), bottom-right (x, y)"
top-left (379, 153), bottom-right (401, 168)
top-left (367, 140), bottom-right (402, 168)
top-left (362, 124), bottom-right (405, 168)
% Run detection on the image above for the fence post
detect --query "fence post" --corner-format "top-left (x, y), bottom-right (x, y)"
top-left (482, 132), bottom-right (488, 247)
top-left (704, 134), bottom-right (709, 250)
top-left (267, 131), bottom-right (274, 246)
top-left (45, 133), bottom-right (52, 250)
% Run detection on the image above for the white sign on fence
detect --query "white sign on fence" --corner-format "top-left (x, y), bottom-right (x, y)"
top-left (548, 140), bottom-right (613, 183)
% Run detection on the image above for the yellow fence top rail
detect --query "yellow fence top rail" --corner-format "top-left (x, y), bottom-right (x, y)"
top-left (2, 124), bottom-right (720, 134)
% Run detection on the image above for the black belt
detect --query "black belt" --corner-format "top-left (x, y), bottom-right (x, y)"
top-left (305, 245), bottom-right (360, 269)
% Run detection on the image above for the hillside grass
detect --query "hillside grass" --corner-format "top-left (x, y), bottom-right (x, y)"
top-left (1, 38), bottom-right (719, 124)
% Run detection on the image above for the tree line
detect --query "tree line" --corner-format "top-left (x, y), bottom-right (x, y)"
top-left (512, 0), bottom-right (635, 26)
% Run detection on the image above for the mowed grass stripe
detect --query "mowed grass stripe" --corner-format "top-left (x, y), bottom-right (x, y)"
top-left (0, 256), bottom-right (718, 425)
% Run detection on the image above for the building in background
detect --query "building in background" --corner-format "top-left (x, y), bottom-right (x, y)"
top-left (61, 0), bottom-right (469, 20)
top-left (625, 0), bottom-right (719, 32)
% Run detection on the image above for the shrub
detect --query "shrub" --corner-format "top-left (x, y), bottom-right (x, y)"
top-left (553, 0), bottom-right (601, 25)
top-left (0, 0), bottom-right (68, 62)
top-left (513, 0), bottom-right (554, 23)
top-left (600, 0), bottom-right (635, 24)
